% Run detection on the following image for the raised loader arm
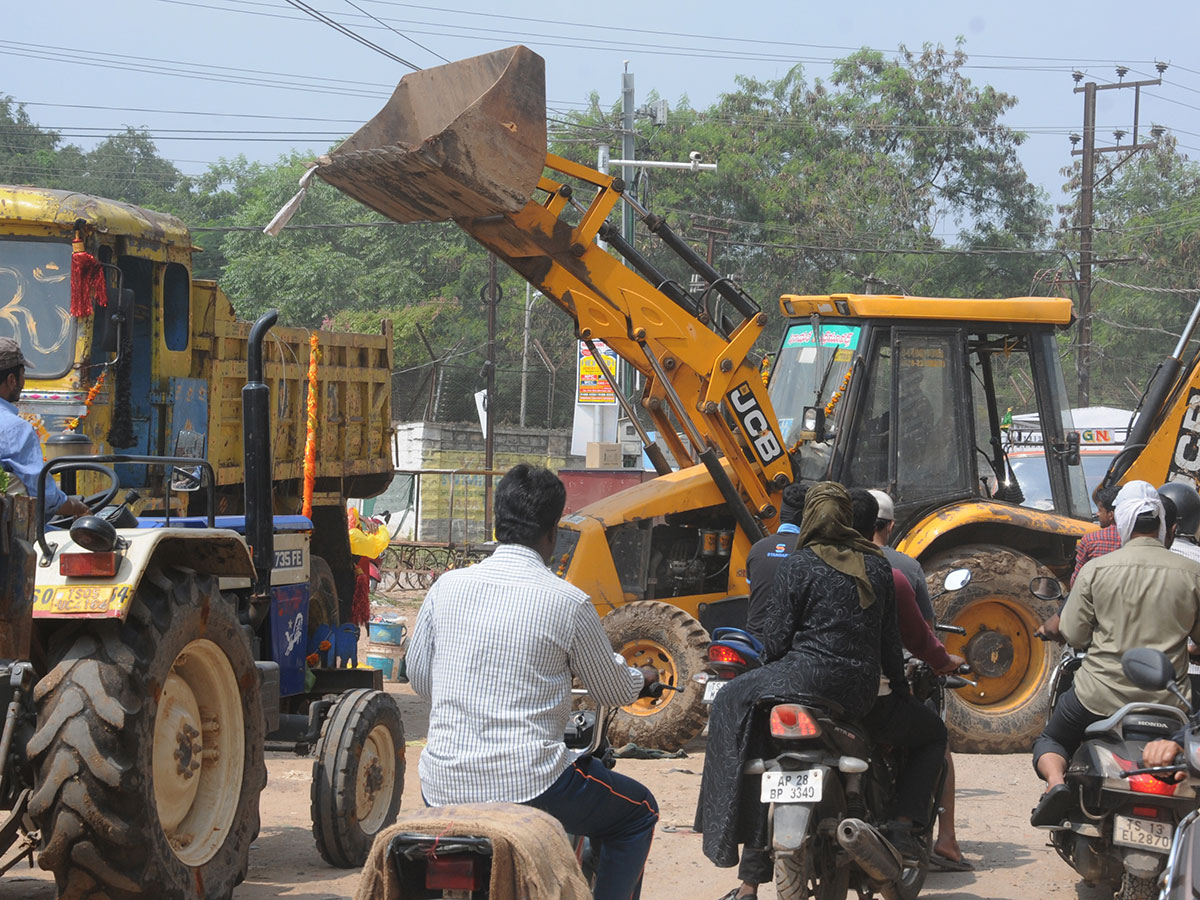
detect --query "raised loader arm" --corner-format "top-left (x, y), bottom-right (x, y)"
top-left (315, 45), bottom-right (792, 532)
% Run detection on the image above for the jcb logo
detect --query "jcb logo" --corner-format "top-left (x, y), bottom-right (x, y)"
top-left (1169, 389), bottom-right (1200, 481)
top-left (726, 382), bottom-right (784, 466)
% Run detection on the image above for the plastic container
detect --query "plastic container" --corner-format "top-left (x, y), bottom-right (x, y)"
top-left (365, 654), bottom-right (395, 679)
top-left (368, 620), bottom-right (407, 645)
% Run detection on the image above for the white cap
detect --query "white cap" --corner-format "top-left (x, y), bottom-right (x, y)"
top-left (868, 489), bottom-right (894, 521)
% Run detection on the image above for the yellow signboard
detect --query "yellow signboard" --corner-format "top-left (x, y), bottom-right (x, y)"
top-left (577, 340), bottom-right (618, 405)
top-left (32, 584), bottom-right (134, 618)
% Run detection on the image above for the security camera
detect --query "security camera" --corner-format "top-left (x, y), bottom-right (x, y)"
top-left (688, 151), bottom-right (703, 162)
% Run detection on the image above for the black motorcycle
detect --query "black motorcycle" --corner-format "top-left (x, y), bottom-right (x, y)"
top-left (1029, 592), bottom-right (1200, 900)
top-left (695, 569), bottom-right (974, 900)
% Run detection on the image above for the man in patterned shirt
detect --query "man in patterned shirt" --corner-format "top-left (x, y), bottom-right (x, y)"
top-left (1037, 483), bottom-right (1121, 642)
top-left (408, 463), bottom-right (660, 900)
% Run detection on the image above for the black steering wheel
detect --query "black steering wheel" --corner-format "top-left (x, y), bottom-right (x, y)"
top-left (46, 463), bottom-right (121, 529)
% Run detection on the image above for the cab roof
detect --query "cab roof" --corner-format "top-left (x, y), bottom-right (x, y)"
top-left (0, 185), bottom-right (192, 247)
top-left (780, 293), bottom-right (1075, 327)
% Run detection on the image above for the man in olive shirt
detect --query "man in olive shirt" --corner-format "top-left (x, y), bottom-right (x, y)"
top-left (1031, 481), bottom-right (1200, 824)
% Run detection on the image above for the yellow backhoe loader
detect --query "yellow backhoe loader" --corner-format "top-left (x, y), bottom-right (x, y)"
top-left (317, 45), bottom-right (1200, 752)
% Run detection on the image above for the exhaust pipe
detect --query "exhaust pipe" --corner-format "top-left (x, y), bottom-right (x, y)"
top-left (836, 818), bottom-right (902, 883)
top-left (244, 310), bottom-right (278, 601)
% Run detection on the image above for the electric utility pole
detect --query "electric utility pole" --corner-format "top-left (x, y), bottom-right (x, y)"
top-left (1071, 63), bottom-right (1166, 405)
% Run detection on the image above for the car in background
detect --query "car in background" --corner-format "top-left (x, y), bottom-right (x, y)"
top-left (1003, 407), bottom-right (1132, 514)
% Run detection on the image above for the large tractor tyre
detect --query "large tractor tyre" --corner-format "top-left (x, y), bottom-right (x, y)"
top-left (311, 688), bottom-right (406, 867)
top-left (924, 545), bottom-right (1061, 754)
top-left (601, 601), bottom-right (709, 751)
top-left (309, 554), bottom-right (341, 635)
top-left (28, 567), bottom-right (266, 900)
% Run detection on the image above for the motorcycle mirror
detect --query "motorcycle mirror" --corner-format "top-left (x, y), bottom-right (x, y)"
top-left (1121, 647), bottom-right (1175, 691)
top-left (1029, 576), bottom-right (1063, 602)
top-left (943, 568), bottom-right (971, 592)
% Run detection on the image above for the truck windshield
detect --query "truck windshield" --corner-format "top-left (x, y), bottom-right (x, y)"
top-left (0, 238), bottom-right (76, 378)
top-left (768, 322), bottom-right (861, 447)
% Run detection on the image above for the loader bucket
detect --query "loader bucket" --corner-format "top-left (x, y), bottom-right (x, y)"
top-left (316, 45), bottom-right (546, 223)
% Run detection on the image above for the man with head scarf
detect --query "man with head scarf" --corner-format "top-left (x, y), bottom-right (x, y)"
top-left (1031, 480), bottom-right (1200, 827)
top-left (696, 482), bottom-right (905, 900)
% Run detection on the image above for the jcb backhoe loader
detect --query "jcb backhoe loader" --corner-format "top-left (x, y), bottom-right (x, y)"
top-left (318, 44), bottom-right (1200, 753)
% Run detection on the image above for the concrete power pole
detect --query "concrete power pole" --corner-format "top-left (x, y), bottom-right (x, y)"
top-left (1072, 63), bottom-right (1166, 406)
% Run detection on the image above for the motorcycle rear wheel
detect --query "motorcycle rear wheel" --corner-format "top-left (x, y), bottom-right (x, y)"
top-left (774, 840), bottom-right (849, 900)
top-left (1115, 872), bottom-right (1157, 900)
top-left (879, 860), bottom-right (928, 900)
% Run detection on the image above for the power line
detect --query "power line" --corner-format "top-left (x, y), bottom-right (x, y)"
top-left (281, 0), bottom-right (421, 70)
top-left (340, 0), bottom-right (447, 63)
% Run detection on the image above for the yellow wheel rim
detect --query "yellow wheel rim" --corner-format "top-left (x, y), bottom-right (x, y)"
top-left (355, 723), bottom-right (397, 834)
top-left (617, 638), bottom-right (680, 718)
top-left (152, 639), bottom-right (245, 865)
top-left (943, 597), bottom-right (1047, 711)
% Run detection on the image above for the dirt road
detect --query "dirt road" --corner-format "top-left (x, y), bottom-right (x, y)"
top-left (5, 679), bottom-right (1113, 900)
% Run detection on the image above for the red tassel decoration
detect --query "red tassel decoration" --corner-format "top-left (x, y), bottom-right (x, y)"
top-left (70, 231), bottom-right (108, 318)
top-left (351, 570), bottom-right (371, 626)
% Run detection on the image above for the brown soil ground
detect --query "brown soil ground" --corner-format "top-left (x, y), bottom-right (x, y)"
top-left (4, 591), bottom-right (1114, 899)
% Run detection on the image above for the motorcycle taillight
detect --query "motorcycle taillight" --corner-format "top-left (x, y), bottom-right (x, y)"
top-left (709, 644), bottom-right (747, 666)
top-left (427, 856), bottom-right (486, 891)
top-left (1115, 754), bottom-right (1179, 796)
top-left (769, 704), bottom-right (821, 738)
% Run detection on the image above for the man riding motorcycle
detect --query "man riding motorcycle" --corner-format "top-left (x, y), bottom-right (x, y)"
top-left (407, 464), bottom-right (661, 900)
top-left (1031, 480), bottom-right (1200, 826)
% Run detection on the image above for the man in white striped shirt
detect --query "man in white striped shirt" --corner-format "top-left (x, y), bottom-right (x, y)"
top-left (408, 463), bottom-right (660, 900)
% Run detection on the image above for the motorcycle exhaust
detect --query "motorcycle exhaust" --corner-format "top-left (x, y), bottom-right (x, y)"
top-left (836, 818), bottom-right (902, 883)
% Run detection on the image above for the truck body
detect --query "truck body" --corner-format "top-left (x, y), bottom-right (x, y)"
top-left (0, 187), bottom-right (393, 607)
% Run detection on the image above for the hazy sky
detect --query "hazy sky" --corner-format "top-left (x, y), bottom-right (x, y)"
top-left (6, 0), bottom-right (1199, 222)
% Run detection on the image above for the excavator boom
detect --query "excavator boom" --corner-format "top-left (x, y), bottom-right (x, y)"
top-left (317, 46), bottom-right (792, 529)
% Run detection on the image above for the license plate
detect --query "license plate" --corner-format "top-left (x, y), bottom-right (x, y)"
top-left (1113, 814), bottom-right (1172, 852)
top-left (703, 679), bottom-right (727, 703)
top-left (761, 768), bottom-right (824, 803)
top-left (32, 584), bottom-right (133, 618)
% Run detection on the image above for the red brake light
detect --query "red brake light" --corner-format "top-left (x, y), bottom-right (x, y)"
top-left (426, 857), bottom-right (486, 891)
top-left (708, 644), bottom-right (747, 666)
top-left (1132, 806), bottom-right (1161, 818)
top-left (1116, 755), bottom-right (1179, 796)
top-left (59, 551), bottom-right (118, 577)
top-left (769, 704), bottom-right (821, 738)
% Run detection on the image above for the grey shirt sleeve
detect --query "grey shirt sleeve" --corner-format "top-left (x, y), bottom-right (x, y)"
top-left (407, 589), bottom-right (435, 700)
top-left (568, 602), bottom-right (643, 707)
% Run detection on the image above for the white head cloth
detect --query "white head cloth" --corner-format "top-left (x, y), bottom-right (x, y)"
top-left (1114, 480), bottom-right (1166, 545)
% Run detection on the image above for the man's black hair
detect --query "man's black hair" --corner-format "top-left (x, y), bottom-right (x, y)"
top-left (1093, 483), bottom-right (1121, 513)
top-left (849, 488), bottom-right (878, 540)
top-left (1132, 512), bottom-right (1162, 534)
top-left (779, 482), bottom-right (808, 527)
top-left (494, 463), bottom-right (567, 547)
top-left (0, 364), bottom-right (22, 384)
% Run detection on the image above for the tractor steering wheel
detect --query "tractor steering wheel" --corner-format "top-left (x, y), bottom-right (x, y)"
top-left (46, 463), bottom-right (121, 529)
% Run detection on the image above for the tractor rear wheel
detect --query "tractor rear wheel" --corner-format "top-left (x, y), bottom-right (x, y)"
top-left (311, 688), bottom-right (406, 867)
top-left (28, 567), bottom-right (266, 900)
top-left (924, 546), bottom-right (1060, 753)
top-left (601, 601), bottom-right (708, 751)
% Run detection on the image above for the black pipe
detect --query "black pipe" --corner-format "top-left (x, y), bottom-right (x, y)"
top-left (1124, 357), bottom-right (1182, 462)
top-left (597, 222), bottom-right (701, 317)
top-left (638, 214), bottom-right (759, 322)
top-left (244, 310), bottom-right (278, 597)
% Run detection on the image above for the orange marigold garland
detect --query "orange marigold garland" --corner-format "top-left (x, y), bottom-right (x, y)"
top-left (66, 370), bottom-right (106, 431)
top-left (823, 368), bottom-right (854, 420)
top-left (301, 332), bottom-right (319, 519)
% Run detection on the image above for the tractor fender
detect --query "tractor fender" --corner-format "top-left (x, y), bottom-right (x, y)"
top-left (33, 527), bottom-right (254, 621)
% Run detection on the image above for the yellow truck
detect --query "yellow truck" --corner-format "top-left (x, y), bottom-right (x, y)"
top-left (316, 44), bottom-right (1200, 754)
top-left (0, 187), bottom-right (394, 613)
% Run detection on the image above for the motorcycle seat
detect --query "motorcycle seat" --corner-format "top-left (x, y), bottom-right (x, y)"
top-left (1084, 702), bottom-right (1186, 741)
